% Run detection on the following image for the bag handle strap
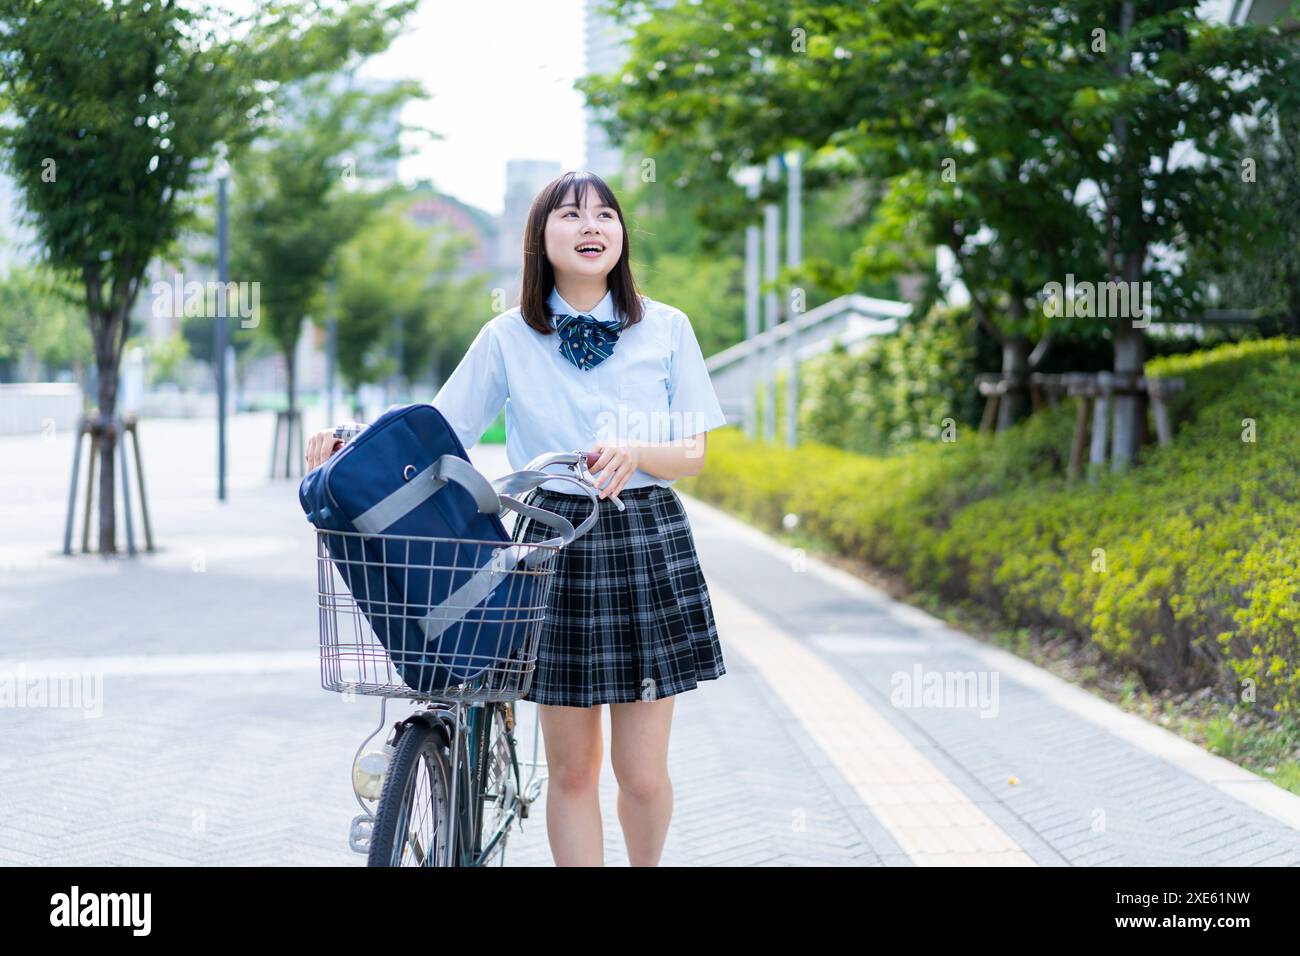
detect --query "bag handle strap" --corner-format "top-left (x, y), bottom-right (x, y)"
top-left (498, 472), bottom-right (600, 561)
top-left (430, 454), bottom-right (502, 515)
top-left (430, 455), bottom-right (600, 566)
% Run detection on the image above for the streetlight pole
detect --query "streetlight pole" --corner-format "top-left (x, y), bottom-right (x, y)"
top-left (325, 278), bottom-right (337, 426)
top-left (763, 155), bottom-right (781, 443)
top-left (393, 312), bottom-right (405, 403)
top-left (785, 149), bottom-right (802, 448)
top-left (214, 144), bottom-right (230, 502)
top-left (731, 165), bottom-right (764, 440)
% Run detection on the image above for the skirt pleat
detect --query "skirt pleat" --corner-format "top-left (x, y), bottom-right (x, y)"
top-left (508, 483), bottom-right (726, 707)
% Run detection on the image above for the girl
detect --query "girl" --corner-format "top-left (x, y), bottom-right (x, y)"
top-left (306, 170), bottom-right (729, 867)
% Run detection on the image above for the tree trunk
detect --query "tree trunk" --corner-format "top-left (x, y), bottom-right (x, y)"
top-left (285, 347), bottom-right (297, 479)
top-left (285, 347), bottom-right (297, 416)
top-left (1108, 0), bottom-right (1143, 474)
top-left (93, 309), bottom-right (122, 554)
top-left (997, 335), bottom-right (1030, 431)
top-left (1110, 252), bottom-right (1145, 471)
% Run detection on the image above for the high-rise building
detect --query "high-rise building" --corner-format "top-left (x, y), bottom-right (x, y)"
top-left (495, 159), bottom-right (562, 306)
top-left (582, 0), bottom-right (640, 188)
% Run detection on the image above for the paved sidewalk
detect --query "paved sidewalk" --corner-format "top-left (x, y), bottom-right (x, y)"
top-left (686, 500), bottom-right (1300, 866)
top-left (1, 413), bottom-right (1297, 866)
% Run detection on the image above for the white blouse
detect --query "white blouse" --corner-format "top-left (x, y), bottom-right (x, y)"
top-left (433, 287), bottom-right (729, 493)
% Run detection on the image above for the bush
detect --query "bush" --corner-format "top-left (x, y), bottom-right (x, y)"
top-left (792, 299), bottom-right (1238, 459)
top-left (684, 337), bottom-right (1300, 714)
top-left (797, 302), bottom-right (984, 456)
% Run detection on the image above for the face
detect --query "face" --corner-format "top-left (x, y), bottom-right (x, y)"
top-left (543, 185), bottom-right (624, 281)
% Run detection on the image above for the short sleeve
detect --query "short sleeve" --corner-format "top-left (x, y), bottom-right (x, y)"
top-left (667, 311), bottom-right (728, 442)
top-left (432, 320), bottom-right (508, 453)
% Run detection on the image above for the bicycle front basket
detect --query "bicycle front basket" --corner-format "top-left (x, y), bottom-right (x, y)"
top-left (301, 403), bottom-right (546, 696)
top-left (313, 527), bottom-right (558, 699)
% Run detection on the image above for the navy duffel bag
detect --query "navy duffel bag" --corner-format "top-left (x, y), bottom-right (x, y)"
top-left (299, 402), bottom-right (597, 696)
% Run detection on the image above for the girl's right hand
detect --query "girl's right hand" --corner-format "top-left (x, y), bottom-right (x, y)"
top-left (305, 429), bottom-right (344, 471)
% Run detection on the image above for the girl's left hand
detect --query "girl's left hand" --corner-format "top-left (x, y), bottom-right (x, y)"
top-left (587, 443), bottom-right (638, 499)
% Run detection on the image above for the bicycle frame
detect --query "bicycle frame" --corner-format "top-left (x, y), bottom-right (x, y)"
top-left (348, 680), bottom-right (551, 864)
top-left (461, 695), bottom-right (554, 865)
top-left (333, 449), bottom-right (610, 865)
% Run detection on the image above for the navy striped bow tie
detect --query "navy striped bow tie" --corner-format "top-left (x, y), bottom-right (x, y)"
top-left (554, 312), bottom-right (622, 370)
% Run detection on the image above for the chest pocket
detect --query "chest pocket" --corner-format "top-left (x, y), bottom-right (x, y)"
top-left (618, 372), bottom-right (670, 442)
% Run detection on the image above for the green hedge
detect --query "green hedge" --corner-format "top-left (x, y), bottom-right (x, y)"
top-left (796, 302), bottom-right (984, 455)
top-left (789, 299), bottom-right (1241, 459)
top-left (683, 337), bottom-right (1300, 714)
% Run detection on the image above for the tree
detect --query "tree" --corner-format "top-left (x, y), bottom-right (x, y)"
top-left (606, 144), bottom-right (747, 357)
top-left (0, 261), bottom-right (92, 382)
top-left (586, 0), bottom-right (1300, 463)
top-left (586, 0), bottom-right (1103, 432)
top-left (0, 0), bottom-right (419, 552)
top-left (333, 199), bottom-right (485, 403)
top-left (588, 122), bottom-right (896, 358)
top-left (1184, 50), bottom-right (1300, 338)
top-left (230, 69), bottom-right (426, 435)
top-left (1043, 1), bottom-right (1299, 468)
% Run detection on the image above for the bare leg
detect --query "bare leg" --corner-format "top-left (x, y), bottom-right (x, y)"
top-left (609, 695), bottom-right (675, 866)
top-left (538, 702), bottom-right (604, 866)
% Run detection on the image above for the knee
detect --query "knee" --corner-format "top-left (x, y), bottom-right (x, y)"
top-left (612, 763), bottom-right (669, 801)
top-left (549, 757), bottom-right (602, 796)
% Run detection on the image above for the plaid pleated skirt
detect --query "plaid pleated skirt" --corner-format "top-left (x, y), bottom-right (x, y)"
top-left (508, 483), bottom-right (727, 707)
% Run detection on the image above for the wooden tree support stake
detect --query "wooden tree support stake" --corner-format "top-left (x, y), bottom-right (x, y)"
top-left (271, 409), bottom-right (305, 480)
top-left (62, 413), bottom-right (155, 556)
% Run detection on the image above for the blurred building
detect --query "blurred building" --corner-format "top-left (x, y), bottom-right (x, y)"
top-left (487, 3), bottom-right (647, 308)
top-left (582, 0), bottom-right (636, 186)
top-left (277, 73), bottom-right (405, 187)
top-left (404, 180), bottom-right (496, 280)
top-left (493, 159), bottom-right (562, 306)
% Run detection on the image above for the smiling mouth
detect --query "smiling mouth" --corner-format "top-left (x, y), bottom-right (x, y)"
top-left (576, 244), bottom-right (605, 257)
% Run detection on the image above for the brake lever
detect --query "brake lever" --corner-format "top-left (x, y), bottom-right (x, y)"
top-left (576, 450), bottom-right (626, 512)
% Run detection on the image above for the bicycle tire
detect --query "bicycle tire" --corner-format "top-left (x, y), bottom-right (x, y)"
top-left (368, 719), bottom-right (457, 867)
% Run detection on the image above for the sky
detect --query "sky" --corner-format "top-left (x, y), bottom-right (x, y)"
top-left (357, 0), bottom-right (592, 216)
top-left (0, 0), bottom-right (595, 271)
top-left (364, 0), bottom-right (1242, 216)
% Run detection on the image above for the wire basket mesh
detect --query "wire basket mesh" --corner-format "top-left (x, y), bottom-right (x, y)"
top-left (314, 524), bottom-right (561, 703)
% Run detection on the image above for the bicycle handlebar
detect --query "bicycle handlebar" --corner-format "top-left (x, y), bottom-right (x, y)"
top-left (523, 449), bottom-right (625, 513)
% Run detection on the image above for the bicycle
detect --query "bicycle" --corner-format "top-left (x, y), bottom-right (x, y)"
top-left (312, 448), bottom-right (622, 866)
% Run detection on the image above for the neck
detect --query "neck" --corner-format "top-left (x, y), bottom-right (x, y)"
top-left (553, 275), bottom-right (609, 314)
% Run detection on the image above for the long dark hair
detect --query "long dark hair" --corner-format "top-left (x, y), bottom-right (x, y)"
top-left (518, 170), bottom-right (644, 335)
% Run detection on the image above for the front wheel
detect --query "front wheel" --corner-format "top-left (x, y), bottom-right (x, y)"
top-left (368, 720), bottom-right (456, 866)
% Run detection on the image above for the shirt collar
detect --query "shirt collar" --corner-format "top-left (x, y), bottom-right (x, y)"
top-left (547, 287), bottom-right (618, 329)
